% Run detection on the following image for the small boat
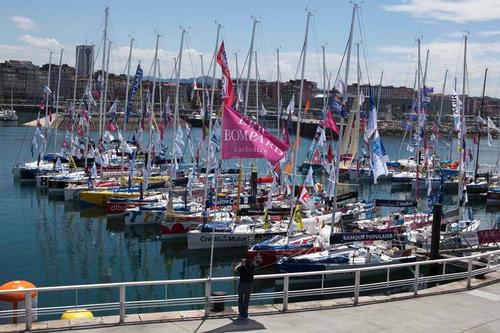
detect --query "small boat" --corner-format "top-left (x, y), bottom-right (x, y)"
top-left (487, 187), bottom-right (500, 205)
top-left (246, 233), bottom-right (324, 269)
top-left (276, 245), bottom-right (416, 281)
top-left (187, 221), bottom-right (288, 250)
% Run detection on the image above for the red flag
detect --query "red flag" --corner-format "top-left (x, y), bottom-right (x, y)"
top-left (106, 120), bottom-right (117, 132)
top-left (327, 144), bottom-right (333, 163)
top-left (311, 148), bottom-right (321, 164)
top-left (324, 111), bottom-right (339, 135)
top-left (221, 106), bottom-right (289, 166)
top-left (216, 40), bottom-right (235, 107)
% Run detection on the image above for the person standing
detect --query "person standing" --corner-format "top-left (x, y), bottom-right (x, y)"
top-left (235, 258), bottom-right (254, 319)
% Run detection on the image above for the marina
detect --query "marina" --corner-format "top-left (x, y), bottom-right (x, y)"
top-left (1, 1), bottom-right (500, 331)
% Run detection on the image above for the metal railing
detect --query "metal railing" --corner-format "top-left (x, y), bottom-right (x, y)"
top-left (1, 249), bottom-right (499, 330)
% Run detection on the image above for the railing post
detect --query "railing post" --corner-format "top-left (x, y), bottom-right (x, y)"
top-left (119, 286), bottom-right (126, 323)
top-left (413, 264), bottom-right (420, 296)
top-left (467, 258), bottom-right (473, 289)
top-left (204, 279), bottom-right (211, 317)
top-left (25, 291), bottom-right (32, 331)
top-left (353, 270), bottom-right (360, 305)
top-left (282, 276), bottom-right (289, 311)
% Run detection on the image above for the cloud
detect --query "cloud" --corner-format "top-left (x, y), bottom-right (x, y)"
top-left (19, 34), bottom-right (62, 49)
top-left (10, 16), bottom-right (35, 30)
top-left (478, 30), bottom-right (500, 36)
top-left (375, 39), bottom-right (500, 96)
top-left (383, 0), bottom-right (500, 23)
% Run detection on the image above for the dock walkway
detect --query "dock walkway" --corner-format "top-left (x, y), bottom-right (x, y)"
top-left (2, 272), bottom-right (500, 333)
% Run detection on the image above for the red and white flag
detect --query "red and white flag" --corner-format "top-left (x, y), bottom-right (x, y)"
top-left (298, 186), bottom-right (310, 205)
top-left (216, 40), bottom-right (235, 107)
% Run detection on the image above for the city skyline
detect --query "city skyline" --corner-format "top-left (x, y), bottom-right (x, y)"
top-left (1, 1), bottom-right (500, 97)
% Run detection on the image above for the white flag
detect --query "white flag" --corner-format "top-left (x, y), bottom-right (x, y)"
top-left (451, 89), bottom-right (461, 131)
top-left (55, 157), bottom-right (62, 170)
top-left (372, 130), bottom-right (389, 184)
top-left (286, 95), bottom-right (295, 115)
top-left (260, 103), bottom-right (267, 116)
top-left (364, 102), bottom-right (378, 142)
top-left (305, 166), bottom-right (315, 188)
top-left (335, 79), bottom-right (346, 95)
top-left (43, 85), bottom-right (52, 95)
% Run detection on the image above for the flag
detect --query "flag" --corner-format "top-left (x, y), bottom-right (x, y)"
top-left (43, 85), bottom-right (52, 95)
top-left (298, 186), bottom-right (310, 205)
top-left (487, 117), bottom-right (499, 146)
top-left (324, 111), bottom-right (339, 135)
top-left (305, 166), bottom-right (315, 187)
top-left (105, 120), bottom-right (117, 132)
top-left (451, 89), bottom-right (461, 131)
top-left (327, 144), bottom-right (333, 163)
top-left (55, 157), bottom-right (62, 171)
top-left (335, 78), bottom-right (346, 95)
top-left (221, 106), bottom-right (290, 165)
top-left (304, 99), bottom-right (311, 113)
top-left (260, 103), bottom-right (267, 116)
top-left (292, 205), bottom-right (304, 230)
top-left (126, 64), bottom-right (143, 122)
top-left (108, 100), bottom-right (117, 119)
top-left (371, 130), bottom-right (389, 184)
top-left (286, 95), bottom-right (295, 115)
top-left (216, 40), bottom-right (235, 107)
top-left (364, 95), bottom-right (377, 142)
top-left (103, 130), bottom-right (114, 143)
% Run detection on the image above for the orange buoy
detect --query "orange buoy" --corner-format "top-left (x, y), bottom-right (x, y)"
top-left (0, 281), bottom-right (38, 324)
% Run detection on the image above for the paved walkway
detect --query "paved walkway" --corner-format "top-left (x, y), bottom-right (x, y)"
top-left (51, 282), bottom-right (500, 333)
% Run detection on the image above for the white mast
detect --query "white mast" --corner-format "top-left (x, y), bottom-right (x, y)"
top-left (149, 32), bottom-right (160, 157)
top-left (321, 45), bottom-right (327, 111)
top-left (288, 9), bottom-right (311, 237)
top-left (207, 23), bottom-right (221, 282)
top-left (276, 48), bottom-right (281, 136)
top-left (244, 19), bottom-right (258, 117)
top-left (329, 3), bottom-right (357, 238)
top-left (71, 45), bottom-right (80, 148)
top-left (44, 51), bottom-right (53, 156)
top-left (234, 51), bottom-right (239, 87)
top-left (98, 6), bottom-right (109, 141)
top-left (199, 54), bottom-right (205, 112)
top-left (255, 50), bottom-right (259, 123)
top-left (415, 37), bottom-right (421, 201)
top-left (121, 36), bottom-right (134, 177)
top-left (172, 29), bottom-right (185, 176)
top-left (102, 40), bottom-right (112, 137)
top-left (54, 48), bottom-right (63, 152)
top-left (436, 69), bottom-right (448, 160)
top-left (458, 34), bottom-right (468, 216)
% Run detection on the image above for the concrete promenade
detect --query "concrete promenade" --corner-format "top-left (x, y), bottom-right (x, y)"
top-left (2, 273), bottom-right (500, 333)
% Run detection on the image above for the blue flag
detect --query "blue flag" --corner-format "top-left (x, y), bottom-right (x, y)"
top-left (125, 64), bottom-right (143, 123)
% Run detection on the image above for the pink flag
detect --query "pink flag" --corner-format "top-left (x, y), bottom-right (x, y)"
top-left (106, 120), bottom-right (117, 132)
top-left (324, 111), bottom-right (339, 135)
top-left (221, 106), bottom-right (289, 165)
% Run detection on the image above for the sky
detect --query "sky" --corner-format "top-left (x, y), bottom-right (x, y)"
top-left (2, 0), bottom-right (500, 97)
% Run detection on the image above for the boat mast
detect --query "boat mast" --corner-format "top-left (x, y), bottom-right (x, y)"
top-left (436, 69), bottom-right (448, 161)
top-left (172, 29), bottom-right (185, 177)
top-left (376, 71), bottom-right (384, 114)
top-left (244, 19), bottom-right (258, 117)
top-left (458, 34), bottom-right (468, 216)
top-left (150, 32), bottom-right (160, 153)
top-left (255, 51), bottom-right (259, 124)
top-left (54, 48), bottom-right (63, 152)
top-left (234, 52), bottom-right (239, 87)
top-left (322, 45), bottom-right (328, 106)
top-left (71, 46), bottom-right (80, 148)
top-left (98, 6), bottom-right (109, 142)
top-left (329, 3), bottom-right (357, 239)
top-left (102, 40), bottom-right (112, 139)
top-left (44, 51), bottom-right (53, 155)
top-left (121, 36), bottom-right (134, 178)
top-left (415, 37), bottom-right (421, 201)
top-left (207, 23), bottom-right (222, 282)
top-left (203, 23), bottom-right (221, 207)
top-left (474, 67), bottom-right (488, 181)
top-left (276, 48), bottom-right (281, 137)
top-left (288, 9), bottom-right (311, 236)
